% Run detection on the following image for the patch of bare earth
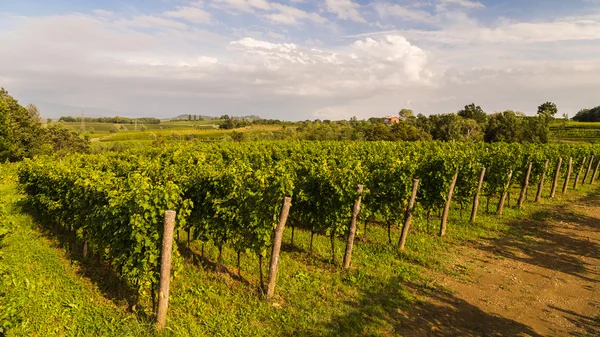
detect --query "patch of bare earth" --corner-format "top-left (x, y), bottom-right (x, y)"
top-left (398, 192), bottom-right (600, 337)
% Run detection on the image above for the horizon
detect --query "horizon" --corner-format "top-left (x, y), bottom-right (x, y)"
top-left (1, 0), bottom-right (599, 120)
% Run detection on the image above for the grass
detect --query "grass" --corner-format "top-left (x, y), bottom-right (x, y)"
top-left (0, 166), bottom-right (153, 336)
top-left (0, 162), bottom-right (598, 336)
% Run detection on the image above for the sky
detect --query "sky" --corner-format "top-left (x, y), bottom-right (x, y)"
top-left (1, 0), bottom-right (600, 120)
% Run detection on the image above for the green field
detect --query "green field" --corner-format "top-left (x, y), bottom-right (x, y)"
top-left (56, 118), bottom-right (600, 145)
top-left (58, 120), bottom-right (224, 137)
top-left (549, 120), bottom-right (600, 142)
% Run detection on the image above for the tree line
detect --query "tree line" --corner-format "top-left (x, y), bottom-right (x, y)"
top-left (572, 105), bottom-right (600, 122)
top-left (290, 102), bottom-right (557, 143)
top-left (58, 116), bottom-right (161, 124)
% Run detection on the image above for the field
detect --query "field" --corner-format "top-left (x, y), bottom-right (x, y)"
top-left (549, 120), bottom-right (600, 143)
top-left (2, 141), bottom-right (600, 336)
top-left (55, 118), bottom-right (600, 147)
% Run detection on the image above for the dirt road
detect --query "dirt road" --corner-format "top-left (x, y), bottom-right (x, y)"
top-left (398, 191), bottom-right (600, 336)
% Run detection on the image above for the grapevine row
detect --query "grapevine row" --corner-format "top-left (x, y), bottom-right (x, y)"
top-left (18, 141), bottom-right (600, 304)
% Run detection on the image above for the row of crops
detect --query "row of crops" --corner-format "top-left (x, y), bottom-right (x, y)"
top-left (17, 141), bottom-right (600, 305)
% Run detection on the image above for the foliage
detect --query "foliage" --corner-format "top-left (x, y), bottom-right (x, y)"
top-left (0, 88), bottom-right (46, 161)
top-left (398, 108), bottom-right (414, 120)
top-left (427, 114), bottom-right (483, 142)
top-left (484, 110), bottom-right (523, 143)
top-left (458, 103), bottom-right (488, 125)
top-left (220, 116), bottom-right (252, 130)
top-left (0, 89), bottom-right (90, 162)
top-left (45, 123), bottom-right (90, 154)
top-left (537, 101), bottom-right (558, 117)
top-left (572, 106), bottom-right (600, 122)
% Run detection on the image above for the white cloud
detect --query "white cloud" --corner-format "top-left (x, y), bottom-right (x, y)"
top-left (375, 4), bottom-right (435, 23)
top-left (211, 0), bottom-right (272, 13)
top-left (325, 0), bottom-right (365, 23)
top-left (361, 13), bottom-right (600, 45)
top-left (440, 0), bottom-right (484, 9)
top-left (211, 0), bottom-right (325, 26)
top-left (124, 15), bottom-right (189, 30)
top-left (266, 3), bottom-right (327, 25)
top-left (164, 6), bottom-right (211, 24)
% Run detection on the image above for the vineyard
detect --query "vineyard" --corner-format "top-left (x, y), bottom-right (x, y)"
top-left (14, 141), bottom-right (600, 333)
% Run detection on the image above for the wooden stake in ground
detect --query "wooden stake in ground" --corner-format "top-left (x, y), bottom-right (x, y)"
top-left (573, 157), bottom-right (587, 190)
top-left (562, 157), bottom-right (573, 194)
top-left (440, 171), bottom-right (459, 237)
top-left (584, 155), bottom-right (594, 184)
top-left (157, 210), bottom-right (176, 331)
top-left (266, 196), bottom-right (292, 300)
top-left (343, 185), bottom-right (364, 269)
top-left (517, 162), bottom-right (532, 209)
top-left (83, 240), bottom-right (88, 259)
top-left (497, 170), bottom-right (513, 216)
top-left (470, 167), bottom-right (486, 224)
top-left (591, 159), bottom-right (600, 184)
top-left (550, 158), bottom-right (562, 198)
top-left (399, 179), bottom-right (419, 251)
top-left (535, 160), bottom-right (549, 203)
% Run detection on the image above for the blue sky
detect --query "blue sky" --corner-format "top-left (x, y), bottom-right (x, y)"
top-left (1, 0), bottom-right (600, 119)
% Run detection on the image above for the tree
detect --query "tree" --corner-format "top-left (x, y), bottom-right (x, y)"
top-left (389, 121), bottom-right (431, 141)
top-left (364, 123), bottom-right (392, 141)
top-left (0, 88), bottom-right (46, 161)
top-left (484, 110), bottom-right (523, 143)
top-left (26, 104), bottom-right (41, 123)
top-left (537, 102), bottom-right (558, 117)
top-left (0, 95), bottom-right (11, 160)
top-left (427, 114), bottom-right (482, 142)
top-left (521, 114), bottom-right (550, 143)
top-left (398, 108), bottom-right (414, 120)
top-left (458, 103), bottom-right (487, 125)
top-left (572, 106), bottom-right (600, 122)
top-left (45, 123), bottom-right (90, 153)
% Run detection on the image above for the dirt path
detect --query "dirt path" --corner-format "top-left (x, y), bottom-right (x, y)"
top-left (398, 192), bottom-right (600, 337)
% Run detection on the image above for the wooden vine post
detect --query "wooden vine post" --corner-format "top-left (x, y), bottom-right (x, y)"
top-left (343, 185), bottom-right (364, 269)
top-left (157, 210), bottom-right (176, 331)
top-left (399, 179), bottom-right (419, 251)
top-left (550, 158), bottom-right (562, 198)
top-left (592, 159), bottom-right (600, 184)
top-left (470, 167), bottom-right (486, 224)
top-left (584, 156), bottom-right (594, 184)
top-left (266, 196), bottom-right (292, 300)
top-left (517, 162), bottom-right (532, 209)
top-left (496, 170), bottom-right (513, 216)
top-left (573, 156), bottom-right (587, 190)
top-left (535, 160), bottom-right (549, 203)
top-left (562, 157), bottom-right (573, 194)
top-left (439, 171), bottom-right (459, 237)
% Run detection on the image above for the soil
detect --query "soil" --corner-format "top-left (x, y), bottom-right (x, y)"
top-left (398, 191), bottom-right (600, 337)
